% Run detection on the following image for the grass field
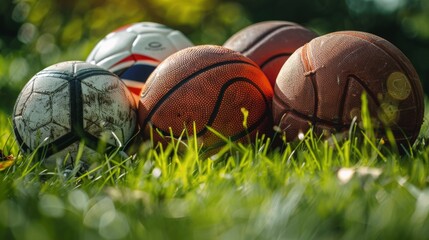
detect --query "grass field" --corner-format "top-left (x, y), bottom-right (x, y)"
top-left (0, 98), bottom-right (429, 240)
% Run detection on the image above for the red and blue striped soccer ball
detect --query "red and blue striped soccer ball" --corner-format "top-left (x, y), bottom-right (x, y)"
top-left (86, 22), bottom-right (193, 97)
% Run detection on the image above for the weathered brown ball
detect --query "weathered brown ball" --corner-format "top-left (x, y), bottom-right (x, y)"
top-left (223, 21), bottom-right (317, 88)
top-left (138, 45), bottom-right (273, 154)
top-left (273, 31), bottom-right (424, 146)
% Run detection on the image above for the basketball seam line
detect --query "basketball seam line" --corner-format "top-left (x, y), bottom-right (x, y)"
top-left (301, 44), bottom-right (318, 123)
top-left (200, 77), bottom-right (269, 137)
top-left (149, 77), bottom-right (270, 141)
top-left (337, 74), bottom-right (381, 126)
top-left (347, 74), bottom-right (381, 107)
top-left (283, 110), bottom-right (351, 129)
top-left (140, 59), bottom-right (258, 99)
top-left (283, 109), bottom-right (411, 139)
top-left (339, 31), bottom-right (423, 140)
top-left (260, 53), bottom-right (292, 70)
top-left (141, 60), bottom-right (257, 128)
top-left (337, 76), bottom-right (350, 124)
top-left (299, 44), bottom-right (381, 127)
top-left (240, 24), bottom-right (300, 55)
top-left (274, 76), bottom-right (381, 128)
top-left (338, 34), bottom-right (422, 102)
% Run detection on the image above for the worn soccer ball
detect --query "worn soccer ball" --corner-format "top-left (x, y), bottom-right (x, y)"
top-left (12, 61), bottom-right (137, 168)
top-left (86, 22), bottom-right (194, 98)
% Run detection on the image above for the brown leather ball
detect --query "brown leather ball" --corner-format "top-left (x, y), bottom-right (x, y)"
top-left (138, 45), bottom-right (274, 154)
top-left (223, 21), bottom-right (317, 88)
top-left (273, 31), bottom-right (424, 146)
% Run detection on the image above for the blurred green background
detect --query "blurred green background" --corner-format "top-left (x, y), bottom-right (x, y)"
top-left (1, 0), bottom-right (428, 113)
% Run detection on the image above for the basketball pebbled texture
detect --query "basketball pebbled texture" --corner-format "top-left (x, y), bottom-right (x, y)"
top-left (273, 31), bottom-right (424, 146)
top-left (138, 45), bottom-right (274, 153)
top-left (223, 21), bottom-right (318, 87)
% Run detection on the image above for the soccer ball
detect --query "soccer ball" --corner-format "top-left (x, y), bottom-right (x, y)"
top-left (86, 22), bottom-right (194, 97)
top-left (12, 61), bottom-right (137, 168)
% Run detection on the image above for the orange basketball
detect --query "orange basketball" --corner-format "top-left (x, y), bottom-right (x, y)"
top-left (138, 45), bottom-right (274, 154)
top-left (223, 21), bottom-right (317, 88)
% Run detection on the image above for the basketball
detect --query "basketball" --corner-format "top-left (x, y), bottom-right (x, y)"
top-left (138, 45), bottom-right (273, 154)
top-left (223, 21), bottom-right (317, 87)
top-left (273, 31), bottom-right (424, 146)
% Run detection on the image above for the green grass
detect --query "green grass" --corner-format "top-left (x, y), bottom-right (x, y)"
top-left (1, 99), bottom-right (429, 240)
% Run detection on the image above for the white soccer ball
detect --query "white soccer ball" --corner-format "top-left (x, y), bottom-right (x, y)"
top-left (12, 61), bottom-right (137, 168)
top-left (86, 22), bottom-right (194, 97)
